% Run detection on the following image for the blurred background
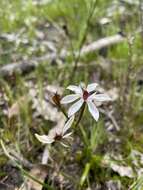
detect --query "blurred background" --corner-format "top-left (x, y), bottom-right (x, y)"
top-left (0, 0), bottom-right (143, 189)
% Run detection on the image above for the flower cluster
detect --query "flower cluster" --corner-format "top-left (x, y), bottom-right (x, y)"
top-left (35, 83), bottom-right (111, 145)
top-left (35, 116), bottom-right (74, 146)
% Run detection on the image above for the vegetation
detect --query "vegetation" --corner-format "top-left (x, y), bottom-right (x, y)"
top-left (0, 0), bottom-right (143, 189)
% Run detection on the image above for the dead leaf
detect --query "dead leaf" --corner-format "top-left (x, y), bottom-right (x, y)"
top-left (103, 154), bottom-right (135, 178)
top-left (106, 180), bottom-right (122, 190)
top-left (107, 88), bottom-right (119, 101)
top-left (29, 84), bottom-right (65, 124)
top-left (110, 163), bottom-right (134, 178)
top-left (8, 96), bottom-right (27, 119)
top-left (26, 165), bottom-right (48, 190)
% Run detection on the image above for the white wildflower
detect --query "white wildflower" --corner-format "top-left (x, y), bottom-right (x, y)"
top-left (35, 116), bottom-right (74, 146)
top-left (61, 83), bottom-right (111, 121)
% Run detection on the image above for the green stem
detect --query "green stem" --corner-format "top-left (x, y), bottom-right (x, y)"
top-left (75, 102), bottom-right (86, 127)
top-left (69, 0), bottom-right (97, 82)
top-left (58, 104), bottom-right (68, 119)
top-left (0, 140), bottom-right (54, 190)
top-left (80, 162), bottom-right (91, 187)
top-left (21, 167), bottom-right (54, 190)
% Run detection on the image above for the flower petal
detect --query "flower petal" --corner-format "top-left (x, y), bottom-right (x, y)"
top-left (63, 132), bottom-right (73, 139)
top-left (67, 85), bottom-right (82, 94)
top-left (60, 142), bottom-right (69, 147)
top-left (87, 101), bottom-right (99, 121)
top-left (88, 92), bottom-right (97, 101)
top-left (35, 134), bottom-right (54, 144)
top-left (87, 83), bottom-right (98, 92)
top-left (62, 116), bottom-right (75, 134)
top-left (60, 94), bottom-right (80, 104)
top-left (94, 94), bottom-right (111, 101)
top-left (68, 99), bottom-right (84, 117)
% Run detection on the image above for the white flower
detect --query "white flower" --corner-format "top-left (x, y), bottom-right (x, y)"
top-left (35, 116), bottom-right (74, 146)
top-left (60, 83), bottom-right (111, 121)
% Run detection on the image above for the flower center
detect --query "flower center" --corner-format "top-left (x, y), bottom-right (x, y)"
top-left (83, 90), bottom-right (89, 101)
top-left (54, 133), bottom-right (62, 141)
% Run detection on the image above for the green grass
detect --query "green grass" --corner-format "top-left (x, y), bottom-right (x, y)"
top-left (0, 0), bottom-right (143, 189)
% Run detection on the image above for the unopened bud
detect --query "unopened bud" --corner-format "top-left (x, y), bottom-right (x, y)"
top-left (52, 93), bottom-right (61, 106)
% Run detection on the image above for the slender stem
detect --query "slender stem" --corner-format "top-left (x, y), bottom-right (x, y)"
top-left (0, 140), bottom-right (54, 190)
top-left (75, 102), bottom-right (86, 127)
top-left (122, 37), bottom-right (134, 115)
top-left (58, 104), bottom-right (68, 119)
top-left (69, 0), bottom-right (97, 82)
top-left (139, 0), bottom-right (143, 47)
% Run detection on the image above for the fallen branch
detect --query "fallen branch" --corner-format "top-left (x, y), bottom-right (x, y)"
top-left (0, 34), bottom-right (125, 78)
top-left (80, 34), bottom-right (124, 56)
top-left (0, 53), bottom-right (57, 78)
